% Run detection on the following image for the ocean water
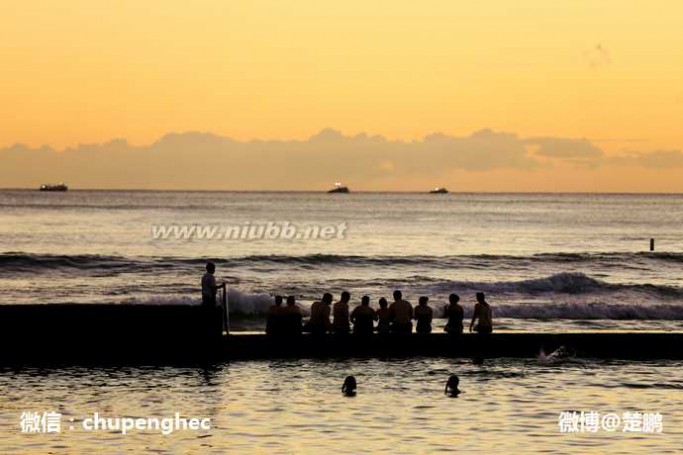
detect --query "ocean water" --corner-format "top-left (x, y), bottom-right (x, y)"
top-left (1, 190), bottom-right (682, 331)
top-left (1, 358), bottom-right (682, 453)
top-left (2, 190), bottom-right (683, 453)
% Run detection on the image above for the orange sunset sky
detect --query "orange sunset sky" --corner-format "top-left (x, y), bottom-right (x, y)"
top-left (1, 1), bottom-right (682, 191)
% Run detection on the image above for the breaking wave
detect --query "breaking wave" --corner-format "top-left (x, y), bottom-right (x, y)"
top-left (106, 290), bottom-right (683, 321)
top-left (421, 272), bottom-right (683, 299)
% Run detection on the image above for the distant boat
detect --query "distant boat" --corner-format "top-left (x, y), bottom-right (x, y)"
top-left (39, 183), bottom-right (68, 192)
top-left (328, 182), bottom-right (349, 193)
top-left (429, 187), bottom-right (448, 194)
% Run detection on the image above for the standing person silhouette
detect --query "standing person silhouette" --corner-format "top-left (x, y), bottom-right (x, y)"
top-left (201, 261), bottom-right (226, 344)
top-left (469, 292), bottom-right (493, 334)
top-left (201, 262), bottom-right (225, 307)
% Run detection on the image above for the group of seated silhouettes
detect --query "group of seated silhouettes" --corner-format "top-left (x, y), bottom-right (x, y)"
top-left (265, 290), bottom-right (493, 337)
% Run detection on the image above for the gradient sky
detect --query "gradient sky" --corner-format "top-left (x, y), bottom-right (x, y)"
top-left (1, 1), bottom-right (682, 191)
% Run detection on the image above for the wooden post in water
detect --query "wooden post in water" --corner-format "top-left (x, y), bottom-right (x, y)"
top-left (650, 238), bottom-right (655, 252)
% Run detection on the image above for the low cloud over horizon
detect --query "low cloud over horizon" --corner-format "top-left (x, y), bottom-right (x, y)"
top-left (2, 128), bottom-right (682, 192)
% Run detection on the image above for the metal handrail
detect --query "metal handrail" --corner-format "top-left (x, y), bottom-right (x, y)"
top-left (221, 286), bottom-right (230, 335)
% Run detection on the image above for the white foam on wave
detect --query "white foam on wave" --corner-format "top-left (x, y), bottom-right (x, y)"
top-left (115, 290), bottom-right (683, 320)
top-left (119, 290), bottom-right (313, 316)
top-left (226, 290), bottom-right (314, 316)
top-left (227, 289), bottom-right (275, 315)
top-left (538, 346), bottom-right (575, 362)
top-left (515, 273), bottom-right (602, 294)
top-left (425, 272), bottom-right (605, 295)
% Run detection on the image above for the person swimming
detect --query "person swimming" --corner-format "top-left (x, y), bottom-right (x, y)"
top-left (350, 295), bottom-right (378, 336)
top-left (444, 293), bottom-right (464, 334)
top-left (444, 374), bottom-right (461, 397)
top-left (414, 296), bottom-right (433, 334)
top-left (342, 375), bottom-right (357, 396)
top-left (376, 298), bottom-right (391, 334)
top-left (388, 290), bottom-right (413, 334)
top-left (469, 292), bottom-right (493, 334)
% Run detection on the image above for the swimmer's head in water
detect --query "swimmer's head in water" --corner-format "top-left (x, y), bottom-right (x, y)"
top-left (449, 293), bottom-right (460, 304)
top-left (342, 375), bottom-right (357, 395)
top-left (274, 295), bottom-right (283, 305)
top-left (393, 290), bottom-right (402, 301)
top-left (419, 296), bottom-right (429, 305)
top-left (472, 356), bottom-right (485, 365)
top-left (322, 293), bottom-right (333, 304)
top-left (286, 295), bottom-right (296, 306)
top-left (476, 292), bottom-right (486, 303)
top-left (378, 298), bottom-right (388, 308)
top-left (445, 374), bottom-right (460, 396)
top-left (206, 262), bottom-right (215, 273)
top-left (341, 291), bottom-right (351, 302)
top-left (361, 295), bottom-right (370, 305)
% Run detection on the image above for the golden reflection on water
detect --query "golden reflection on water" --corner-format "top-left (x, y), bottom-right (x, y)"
top-left (0, 359), bottom-right (681, 453)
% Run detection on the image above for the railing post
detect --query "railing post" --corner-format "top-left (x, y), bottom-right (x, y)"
top-left (222, 287), bottom-right (230, 335)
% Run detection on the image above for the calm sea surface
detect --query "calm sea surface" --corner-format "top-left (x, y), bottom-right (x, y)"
top-left (1, 191), bottom-right (682, 453)
top-left (1, 359), bottom-right (682, 453)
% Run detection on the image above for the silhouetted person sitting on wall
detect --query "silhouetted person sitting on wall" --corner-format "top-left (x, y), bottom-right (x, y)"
top-left (444, 293), bottom-right (464, 334)
top-left (350, 295), bottom-right (378, 336)
top-left (201, 262), bottom-right (225, 307)
top-left (376, 298), bottom-right (391, 334)
top-left (266, 295), bottom-right (284, 336)
top-left (469, 292), bottom-right (493, 334)
top-left (281, 295), bottom-right (303, 336)
top-left (333, 291), bottom-right (351, 335)
top-left (389, 290), bottom-right (413, 334)
top-left (414, 296), bottom-right (433, 334)
top-left (305, 292), bottom-right (333, 335)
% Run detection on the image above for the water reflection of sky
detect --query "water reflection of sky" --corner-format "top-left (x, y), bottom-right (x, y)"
top-left (1, 358), bottom-right (681, 453)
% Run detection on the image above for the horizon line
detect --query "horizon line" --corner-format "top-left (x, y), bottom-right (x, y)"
top-left (2, 187), bottom-right (683, 196)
